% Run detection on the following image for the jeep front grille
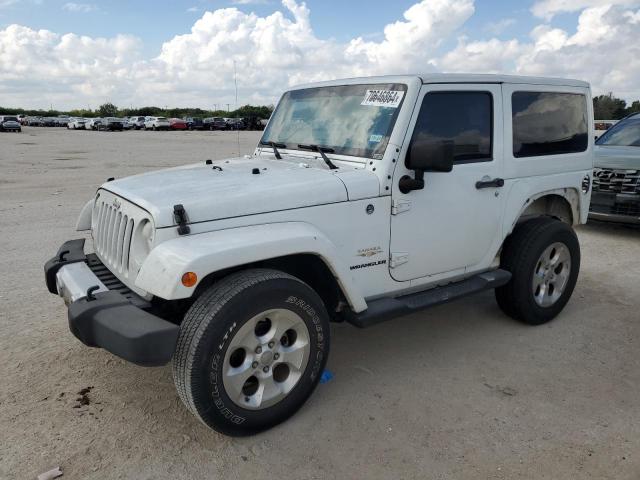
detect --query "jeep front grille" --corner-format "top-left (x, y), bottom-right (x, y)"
top-left (94, 198), bottom-right (135, 275)
top-left (593, 168), bottom-right (640, 194)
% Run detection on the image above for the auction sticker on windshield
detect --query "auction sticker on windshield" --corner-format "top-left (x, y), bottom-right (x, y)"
top-left (361, 90), bottom-right (405, 108)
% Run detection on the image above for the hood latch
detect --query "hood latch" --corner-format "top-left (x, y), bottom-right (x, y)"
top-left (173, 204), bottom-right (191, 235)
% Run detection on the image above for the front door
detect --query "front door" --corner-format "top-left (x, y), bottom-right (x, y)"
top-left (390, 84), bottom-right (505, 281)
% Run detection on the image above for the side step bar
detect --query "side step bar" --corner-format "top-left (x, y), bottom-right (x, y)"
top-left (346, 269), bottom-right (512, 328)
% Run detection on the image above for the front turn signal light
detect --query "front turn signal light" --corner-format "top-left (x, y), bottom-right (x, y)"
top-left (181, 272), bottom-right (198, 288)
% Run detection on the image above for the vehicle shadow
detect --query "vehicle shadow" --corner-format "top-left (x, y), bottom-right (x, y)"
top-left (581, 219), bottom-right (640, 238)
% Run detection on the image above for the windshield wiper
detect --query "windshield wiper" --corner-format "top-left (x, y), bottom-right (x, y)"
top-left (259, 140), bottom-right (286, 160)
top-left (297, 144), bottom-right (339, 170)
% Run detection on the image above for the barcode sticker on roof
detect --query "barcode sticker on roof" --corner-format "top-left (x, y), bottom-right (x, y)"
top-left (361, 90), bottom-right (405, 108)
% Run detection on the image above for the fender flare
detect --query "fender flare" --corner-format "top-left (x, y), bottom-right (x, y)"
top-left (502, 178), bottom-right (585, 238)
top-left (135, 222), bottom-right (368, 312)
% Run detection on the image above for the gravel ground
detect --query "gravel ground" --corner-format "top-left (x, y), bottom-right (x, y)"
top-left (1, 127), bottom-right (639, 480)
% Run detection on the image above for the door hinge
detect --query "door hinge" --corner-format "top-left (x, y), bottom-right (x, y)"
top-left (391, 199), bottom-right (411, 215)
top-left (390, 252), bottom-right (409, 268)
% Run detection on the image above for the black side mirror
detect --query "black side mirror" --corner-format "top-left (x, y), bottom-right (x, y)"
top-left (399, 140), bottom-right (454, 194)
top-left (407, 139), bottom-right (454, 172)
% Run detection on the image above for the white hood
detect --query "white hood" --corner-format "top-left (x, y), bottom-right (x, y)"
top-left (101, 157), bottom-right (379, 227)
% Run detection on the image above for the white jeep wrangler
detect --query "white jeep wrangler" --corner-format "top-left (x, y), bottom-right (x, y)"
top-left (45, 74), bottom-right (594, 436)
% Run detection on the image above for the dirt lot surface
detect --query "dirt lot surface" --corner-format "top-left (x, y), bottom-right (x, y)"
top-left (1, 127), bottom-right (639, 479)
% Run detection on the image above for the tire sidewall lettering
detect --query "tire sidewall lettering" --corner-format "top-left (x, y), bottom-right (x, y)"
top-left (286, 295), bottom-right (325, 381)
top-left (203, 284), bottom-right (329, 430)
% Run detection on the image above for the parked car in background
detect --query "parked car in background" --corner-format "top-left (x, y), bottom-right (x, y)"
top-left (86, 118), bottom-right (102, 130)
top-left (98, 118), bottom-right (124, 131)
top-left (590, 112), bottom-right (640, 224)
top-left (67, 118), bottom-right (87, 130)
top-left (169, 118), bottom-right (187, 130)
top-left (55, 116), bottom-right (70, 127)
top-left (129, 116), bottom-right (145, 129)
top-left (594, 120), bottom-right (617, 138)
top-left (144, 116), bottom-right (170, 130)
top-left (244, 116), bottom-right (266, 131)
top-left (120, 118), bottom-right (132, 130)
top-left (226, 118), bottom-right (246, 130)
top-left (42, 117), bottom-right (57, 127)
top-left (27, 116), bottom-right (43, 126)
top-left (185, 117), bottom-right (205, 130)
top-left (204, 117), bottom-right (227, 130)
top-left (0, 115), bottom-right (22, 132)
top-left (17, 114), bottom-right (25, 124)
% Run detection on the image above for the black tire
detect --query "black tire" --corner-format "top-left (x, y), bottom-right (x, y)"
top-left (172, 268), bottom-right (330, 436)
top-left (496, 217), bottom-right (580, 325)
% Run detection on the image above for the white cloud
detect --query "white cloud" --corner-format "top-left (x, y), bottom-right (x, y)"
top-left (483, 17), bottom-right (516, 35)
top-left (186, 6), bottom-right (199, 13)
top-left (0, 0), bottom-right (639, 110)
top-left (345, 0), bottom-right (475, 75)
top-left (232, 0), bottom-right (269, 4)
top-left (437, 37), bottom-right (526, 73)
top-left (438, 5), bottom-right (640, 100)
top-left (531, 0), bottom-right (640, 20)
top-left (518, 5), bottom-right (640, 98)
top-left (0, 24), bottom-right (141, 106)
top-left (626, 9), bottom-right (640, 22)
top-left (62, 2), bottom-right (98, 13)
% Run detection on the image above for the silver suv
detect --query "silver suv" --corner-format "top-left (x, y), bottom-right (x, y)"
top-left (590, 112), bottom-right (640, 223)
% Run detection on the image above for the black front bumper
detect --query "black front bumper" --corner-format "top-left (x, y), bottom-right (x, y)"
top-left (45, 239), bottom-right (179, 366)
top-left (589, 192), bottom-right (640, 224)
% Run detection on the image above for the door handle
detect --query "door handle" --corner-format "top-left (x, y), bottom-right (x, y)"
top-left (475, 177), bottom-right (504, 189)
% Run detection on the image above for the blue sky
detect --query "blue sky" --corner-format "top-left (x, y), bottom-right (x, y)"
top-left (0, 0), bottom-right (638, 109)
top-left (0, 0), bottom-right (581, 57)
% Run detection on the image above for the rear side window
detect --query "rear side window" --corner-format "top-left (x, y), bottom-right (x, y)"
top-left (412, 91), bottom-right (493, 163)
top-left (512, 92), bottom-right (588, 157)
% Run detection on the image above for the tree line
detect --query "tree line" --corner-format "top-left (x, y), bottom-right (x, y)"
top-left (3, 95), bottom-right (639, 120)
top-left (593, 93), bottom-right (640, 120)
top-left (0, 103), bottom-right (274, 119)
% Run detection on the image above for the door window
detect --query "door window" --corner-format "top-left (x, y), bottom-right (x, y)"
top-left (410, 91), bottom-right (493, 164)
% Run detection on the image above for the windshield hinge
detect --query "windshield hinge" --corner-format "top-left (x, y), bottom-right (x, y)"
top-left (391, 199), bottom-right (411, 215)
top-left (390, 252), bottom-right (409, 268)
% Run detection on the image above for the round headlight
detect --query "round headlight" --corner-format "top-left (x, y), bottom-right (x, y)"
top-left (140, 219), bottom-right (154, 247)
top-left (131, 219), bottom-right (154, 272)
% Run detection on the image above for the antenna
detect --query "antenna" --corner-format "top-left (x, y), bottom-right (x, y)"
top-left (234, 60), bottom-right (240, 156)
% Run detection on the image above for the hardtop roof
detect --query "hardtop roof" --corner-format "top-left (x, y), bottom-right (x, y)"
top-left (291, 73), bottom-right (589, 90)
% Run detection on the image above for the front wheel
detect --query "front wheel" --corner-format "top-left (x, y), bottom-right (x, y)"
top-left (172, 269), bottom-right (330, 436)
top-left (496, 217), bottom-right (580, 325)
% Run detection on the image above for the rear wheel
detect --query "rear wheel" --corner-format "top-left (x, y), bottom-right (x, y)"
top-left (172, 269), bottom-right (330, 436)
top-left (496, 217), bottom-right (580, 325)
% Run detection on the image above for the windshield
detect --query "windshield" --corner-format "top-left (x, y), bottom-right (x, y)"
top-left (597, 116), bottom-right (640, 146)
top-left (261, 83), bottom-right (407, 159)
top-left (3, 117), bottom-right (18, 122)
